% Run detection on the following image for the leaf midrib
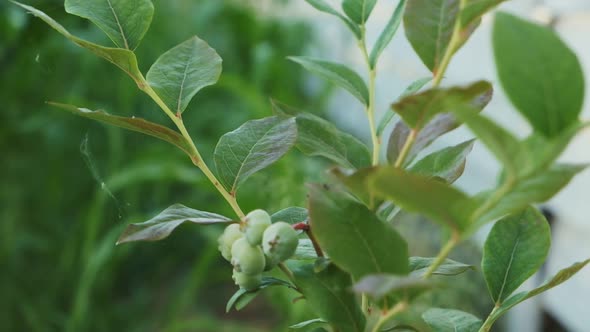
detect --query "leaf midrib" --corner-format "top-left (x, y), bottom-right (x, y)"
top-left (106, 0), bottom-right (129, 49)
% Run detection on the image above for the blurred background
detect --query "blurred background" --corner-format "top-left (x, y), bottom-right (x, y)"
top-left (1, 0), bottom-right (589, 331)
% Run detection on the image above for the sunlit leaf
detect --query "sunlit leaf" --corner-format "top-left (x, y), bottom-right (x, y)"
top-left (147, 36), bottom-right (222, 114)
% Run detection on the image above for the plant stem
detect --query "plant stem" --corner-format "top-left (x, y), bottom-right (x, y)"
top-left (478, 305), bottom-right (500, 332)
top-left (304, 227), bottom-right (324, 257)
top-left (140, 82), bottom-right (245, 219)
top-left (278, 262), bottom-right (297, 286)
top-left (359, 27), bottom-right (380, 166)
top-left (371, 301), bottom-right (408, 332)
top-left (393, 129), bottom-right (417, 167)
top-left (432, 0), bottom-right (467, 87)
top-left (422, 231), bottom-right (460, 279)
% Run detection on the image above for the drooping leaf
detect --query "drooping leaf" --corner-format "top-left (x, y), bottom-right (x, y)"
top-left (12, 2), bottom-right (144, 85)
top-left (294, 113), bottom-right (371, 169)
top-left (342, 0), bottom-right (377, 25)
top-left (393, 81), bottom-right (492, 130)
top-left (214, 116), bottom-right (297, 194)
top-left (409, 257), bottom-right (474, 277)
top-left (422, 308), bottom-right (482, 332)
top-left (304, 0), bottom-right (362, 39)
top-left (308, 184), bottom-right (409, 279)
top-left (482, 207), bottom-right (550, 303)
top-left (293, 263), bottom-right (366, 332)
top-left (475, 164), bottom-right (587, 225)
top-left (410, 139), bottom-right (475, 183)
top-left (487, 259), bottom-right (590, 324)
top-left (352, 274), bottom-right (433, 300)
top-left (64, 0), bottom-right (154, 50)
top-left (48, 103), bottom-right (192, 155)
top-left (290, 318), bottom-right (328, 329)
top-left (117, 204), bottom-right (232, 244)
top-left (369, 0), bottom-right (407, 69)
top-left (369, 167), bottom-right (476, 231)
top-left (146, 36), bottom-right (222, 114)
top-left (493, 12), bottom-right (585, 137)
top-left (271, 207), bottom-right (308, 224)
top-left (377, 76), bottom-right (431, 136)
top-left (288, 56), bottom-right (369, 106)
top-left (404, 0), bottom-right (461, 73)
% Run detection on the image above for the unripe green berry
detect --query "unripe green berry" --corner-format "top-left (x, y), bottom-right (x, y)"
top-left (231, 237), bottom-right (265, 275)
top-left (232, 269), bottom-right (262, 291)
top-left (218, 223), bottom-right (243, 262)
top-left (244, 209), bottom-right (271, 246)
top-left (262, 221), bottom-right (299, 266)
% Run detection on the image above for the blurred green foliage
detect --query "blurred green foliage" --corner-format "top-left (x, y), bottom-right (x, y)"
top-left (0, 1), bottom-right (321, 331)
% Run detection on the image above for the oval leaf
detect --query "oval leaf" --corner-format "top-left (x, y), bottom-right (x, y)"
top-left (404, 0), bottom-right (460, 73)
top-left (117, 204), bottom-right (232, 244)
top-left (493, 12), bottom-right (585, 137)
top-left (482, 207), bottom-right (550, 303)
top-left (293, 263), bottom-right (366, 332)
top-left (289, 56), bottom-right (369, 106)
top-left (214, 116), bottom-right (297, 194)
top-left (65, 0), bottom-right (154, 50)
top-left (342, 0), bottom-right (377, 25)
top-left (409, 257), bottom-right (474, 277)
top-left (147, 36), bottom-right (222, 114)
top-left (410, 139), bottom-right (475, 183)
top-left (48, 103), bottom-right (192, 155)
top-left (308, 184), bottom-right (409, 279)
top-left (422, 308), bottom-right (482, 332)
top-left (12, 2), bottom-right (144, 85)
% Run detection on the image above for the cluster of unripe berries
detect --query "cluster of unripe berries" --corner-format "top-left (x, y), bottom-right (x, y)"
top-left (218, 209), bottom-right (299, 290)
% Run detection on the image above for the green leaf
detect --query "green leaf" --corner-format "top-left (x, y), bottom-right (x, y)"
top-left (452, 108), bottom-right (527, 177)
top-left (214, 116), bottom-right (297, 194)
top-left (482, 207), bottom-right (550, 303)
top-left (304, 0), bottom-right (362, 39)
top-left (409, 257), bottom-right (474, 277)
top-left (377, 76), bottom-right (431, 136)
top-left (116, 204), bottom-right (232, 244)
top-left (295, 113), bottom-right (371, 169)
top-left (293, 263), bottom-right (366, 332)
top-left (352, 274), bottom-right (433, 300)
top-left (393, 81), bottom-right (493, 130)
top-left (64, 0), bottom-right (153, 50)
top-left (293, 239), bottom-right (318, 261)
top-left (369, 167), bottom-right (476, 231)
top-left (422, 308), bottom-right (482, 332)
top-left (330, 167), bottom-right (375, 208)
top-left (48, 103), bottom-right (192, 155)
top-left (271, 207), bottom-right (308, 224)
top-left (342, 0), bottom-right (377, 25)
top-left (404, 0), bottom-right (461, 73)
top-left (288, 56), bottom-right (369, 106)
top-left (308, 184), bottom-right (409, 279)
top-left (226, 277), bottom-right (294, 312)
top-left (369, 0), bottom-right (407, 69)
top-left (476, 164), bottom-right (588, 224)
top-left (493, 12), bottom-right (585, 137)
top-left (11, 2), bottom-right (144, 85)
top-left (410, 139), bottom-right (475, 183)
top-left (146, 36), bottom-right (222, 114)
top-left (461, 0), bottom-right (507, 28)
top-left (487, 259), bottom-right (590, 324)
top-left (290, 318), bottom-right (327, 329)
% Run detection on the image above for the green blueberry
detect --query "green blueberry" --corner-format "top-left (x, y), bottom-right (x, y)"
top-left (244, 209), bottom-right (272, 246)
top-left (262, 221), bottom-right (299, 265)
top-left (231, 237), bottom-right (265, 275)
top-left (232, 269), bottom-right (262, 291)
top-left (218, 223), bottom-right (243, 262)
